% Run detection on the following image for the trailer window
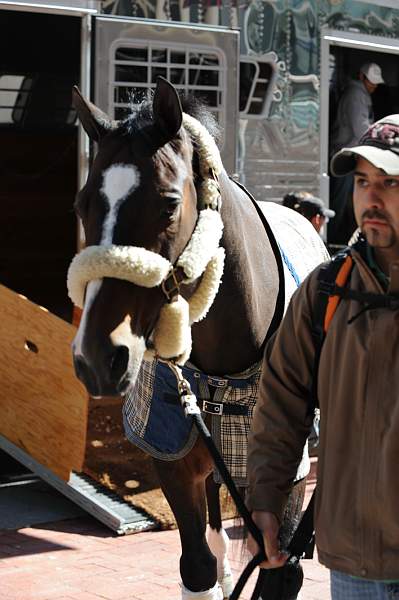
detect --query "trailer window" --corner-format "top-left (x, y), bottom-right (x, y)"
top-left (0, 73), bottom-right (76, 129)
top-left (239, 58), bottom-right (276, 118)
top-left (0, 75), bottom-right (31, 124)
top-left (112, 42), bottom-right (226, 144)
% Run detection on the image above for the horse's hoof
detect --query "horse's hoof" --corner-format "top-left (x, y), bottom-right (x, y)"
top-left (219, 573), bottom-right (234, 599)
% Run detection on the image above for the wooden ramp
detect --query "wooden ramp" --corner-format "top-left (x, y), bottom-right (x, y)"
top-left (0, 285), bottom-right (154, 533)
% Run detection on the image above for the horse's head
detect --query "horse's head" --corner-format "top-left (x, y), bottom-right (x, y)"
top-left (68, 78), bottom-right (224, 397)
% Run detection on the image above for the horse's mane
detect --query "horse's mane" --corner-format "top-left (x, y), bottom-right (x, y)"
top-left (121, 92), bottom-right (221, 144)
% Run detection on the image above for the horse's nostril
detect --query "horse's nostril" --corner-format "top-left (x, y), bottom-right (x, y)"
top-left (109, 346), bottom-right (129, 384)
top-left (73, 356), bottom-right (101, 396)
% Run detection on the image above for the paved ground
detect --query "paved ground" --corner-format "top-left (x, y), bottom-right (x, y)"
top-left (0, 461), bottom-right (330, 600)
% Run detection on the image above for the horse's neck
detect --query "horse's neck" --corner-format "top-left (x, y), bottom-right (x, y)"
top-left (189, 173), bottom-right (280, 376)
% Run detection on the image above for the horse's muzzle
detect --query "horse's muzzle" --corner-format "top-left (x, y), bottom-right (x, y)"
top-left (73, 344), bottom-right (130, 397)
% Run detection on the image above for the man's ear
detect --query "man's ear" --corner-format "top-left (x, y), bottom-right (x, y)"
top-left (72, 86), bottom-right (114, 142)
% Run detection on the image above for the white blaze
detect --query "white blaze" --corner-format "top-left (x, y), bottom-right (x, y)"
top-left (100, 164), bottom-right (140, 244)
top-left (75, 164), bottom-right (140, 356)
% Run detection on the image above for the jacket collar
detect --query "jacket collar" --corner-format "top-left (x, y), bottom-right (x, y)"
top-left (351, 235), bottom-right (399, 294)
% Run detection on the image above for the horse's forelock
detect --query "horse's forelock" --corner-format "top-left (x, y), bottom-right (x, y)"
top-left (115, 95), bottom-right (217, 184)
top-left (120, 94), bottom-right (220, 145)
top-left (121, 98), bottom-right (153, 136)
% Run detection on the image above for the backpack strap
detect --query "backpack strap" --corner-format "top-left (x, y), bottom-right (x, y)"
top-left (308, 248), bottom-right (353, 416)
top-left (323, 255), bottom-right (354, 331)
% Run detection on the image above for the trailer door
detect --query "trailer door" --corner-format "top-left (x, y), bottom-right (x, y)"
top-left (320, 28), bottom-right (399, 213)
top-left (93, 16), bottom-right (239, 173)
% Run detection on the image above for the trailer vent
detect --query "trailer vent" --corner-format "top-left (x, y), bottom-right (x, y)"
top-left (111, 42), bottom-right (226, 146)
top-left (239, 58), bottom-right (276, 119)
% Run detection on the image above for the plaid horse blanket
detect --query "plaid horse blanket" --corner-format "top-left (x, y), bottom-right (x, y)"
top-left (123, 218), bottom-right (323, 485)
top-left (123, 359), bottom-right (261, 486)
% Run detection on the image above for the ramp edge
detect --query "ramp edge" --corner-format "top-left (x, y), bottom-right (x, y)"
top-left (0, 434), bottom-right (156, 535)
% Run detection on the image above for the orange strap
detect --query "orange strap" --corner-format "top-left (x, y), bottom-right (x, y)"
top-left (323, 255), bottom-right (353, 333)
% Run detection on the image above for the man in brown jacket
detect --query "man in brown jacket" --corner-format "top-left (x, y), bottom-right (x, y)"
top-left (247, 114), bottom-right (399, 599)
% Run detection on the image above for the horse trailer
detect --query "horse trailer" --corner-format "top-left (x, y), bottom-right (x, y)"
top-left (1, 0), bottom-right (399, 530)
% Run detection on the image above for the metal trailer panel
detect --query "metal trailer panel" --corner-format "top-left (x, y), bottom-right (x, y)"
top-left (0, 0), bottom-right (99, 14)
top-left (94, 15), bottom-right (239, 174)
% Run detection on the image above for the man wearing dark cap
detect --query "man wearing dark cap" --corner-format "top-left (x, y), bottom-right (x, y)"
top-left (329, 62), bottom-right (385, 244)
top-left (282, 192), bottom-right (335, 235)
top-left (247, 114), bottom-right (399, 599)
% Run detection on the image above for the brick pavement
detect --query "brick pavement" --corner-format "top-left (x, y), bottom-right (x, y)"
top-left (0, 461), bottom-right (330, 600)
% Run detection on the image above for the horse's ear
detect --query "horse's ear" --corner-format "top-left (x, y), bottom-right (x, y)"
top-left (153, 77), bottom-right (183, 142)
top-left (72, 86), bottom-right (113, 142)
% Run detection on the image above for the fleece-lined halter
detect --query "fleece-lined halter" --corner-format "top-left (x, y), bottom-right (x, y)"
top-left (67, 113), bottom-right (225, 365)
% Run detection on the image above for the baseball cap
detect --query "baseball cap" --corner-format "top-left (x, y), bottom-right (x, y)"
top-left (283, 193), bottom-right (335, 220)
top-left (360, 62), bottom-right (384, 85)
top-left (331, 114), bottom-right (399, 177)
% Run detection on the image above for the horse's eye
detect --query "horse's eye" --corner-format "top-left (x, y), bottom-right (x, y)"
top-left (160, 196), bottom-right (181, 218)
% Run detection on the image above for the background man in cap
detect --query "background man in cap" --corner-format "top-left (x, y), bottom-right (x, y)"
top-left (247, 114), bottom-right (399, 599)
top-left (282, 191), bottom-right (335, 235)
top-left (329, 61), bottom-right (385, 245)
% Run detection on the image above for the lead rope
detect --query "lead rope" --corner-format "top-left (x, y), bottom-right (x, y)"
top-left (161, 360), bottom-right (266, 600)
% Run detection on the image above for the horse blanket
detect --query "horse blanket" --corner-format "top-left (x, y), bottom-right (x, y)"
top-left (123, 206), bottom-right (326, 485)
top-left (123, 359), bottom-right (261, 486)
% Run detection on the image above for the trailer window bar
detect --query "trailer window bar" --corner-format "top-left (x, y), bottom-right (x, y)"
top-left (110, 40), bottom-right (227, 146)
top-left (239, 57), bottom-right (276, 119)
top-left (0, 75), bottom-right (33, 125)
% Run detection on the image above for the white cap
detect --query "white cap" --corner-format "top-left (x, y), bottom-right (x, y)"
top-left (331, 114), bottom-right (399, 176)
top-left (360, 62), bottom-right (384, 85)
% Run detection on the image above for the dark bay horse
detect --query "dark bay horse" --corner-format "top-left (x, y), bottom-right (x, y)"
top-left (68, 78), bottom-right (328, 599)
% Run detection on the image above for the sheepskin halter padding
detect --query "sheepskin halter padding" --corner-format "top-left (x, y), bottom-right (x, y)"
top-left (67, 113), bottom-right (225, 365)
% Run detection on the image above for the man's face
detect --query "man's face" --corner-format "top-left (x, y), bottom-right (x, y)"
top-left (310, 213), bottom-right (326, 234)
top-left (353, 157), bottom-right (399, 264)
top-left (364, 77), bottom-right (378, 94)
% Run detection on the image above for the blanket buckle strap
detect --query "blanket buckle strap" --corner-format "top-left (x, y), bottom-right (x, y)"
top-left (203, 400), bottom-right (224, 415)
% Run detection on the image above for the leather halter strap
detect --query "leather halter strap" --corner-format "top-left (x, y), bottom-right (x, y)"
top-left (160, 168), bottom-right (222, 303)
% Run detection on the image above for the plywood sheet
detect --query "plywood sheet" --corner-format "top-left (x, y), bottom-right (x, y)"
top-left (0, 285), bottom-right (88, 480)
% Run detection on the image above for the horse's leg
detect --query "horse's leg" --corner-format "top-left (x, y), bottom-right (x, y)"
top-left (153, 437), bottom-right (221, 600)
top-left (205, 476), bottom-right (234, 599)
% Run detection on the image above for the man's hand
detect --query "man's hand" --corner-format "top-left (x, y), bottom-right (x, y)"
top-left (247, 510), bottom-right (288, 569)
